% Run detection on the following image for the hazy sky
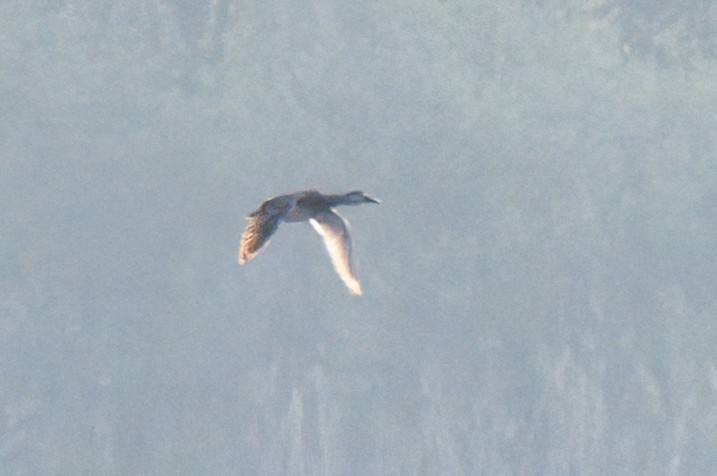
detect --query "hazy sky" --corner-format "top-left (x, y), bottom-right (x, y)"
top-left (2, 1), bottom-right (716, 474)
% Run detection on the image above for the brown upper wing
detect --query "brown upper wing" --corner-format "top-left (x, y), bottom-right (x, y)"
top-left (238, 210), bottom-right (283, 264)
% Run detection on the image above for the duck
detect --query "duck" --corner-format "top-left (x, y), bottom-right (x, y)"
top-left (238, 190), bottom-right (380, 295)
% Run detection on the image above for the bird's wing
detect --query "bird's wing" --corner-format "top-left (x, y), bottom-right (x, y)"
top-left (238, 209), bottom-right (284, 264)
top-left (310, 210), bottom-right (362, 295)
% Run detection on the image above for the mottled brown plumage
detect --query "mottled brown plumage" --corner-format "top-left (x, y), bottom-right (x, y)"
top-left (238, 190), bottom-right (380, 295)
top-left (238, 211), bottom-right (282, 264)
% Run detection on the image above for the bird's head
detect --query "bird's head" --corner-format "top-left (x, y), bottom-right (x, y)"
top-left (346, 191), bottom-right (381, 204)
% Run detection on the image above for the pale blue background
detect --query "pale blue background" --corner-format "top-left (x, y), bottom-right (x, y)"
top-left (2, 1), bottom-right (716, 474)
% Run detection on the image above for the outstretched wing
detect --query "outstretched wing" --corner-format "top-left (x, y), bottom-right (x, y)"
top-left (310, 210), bottom-right (362, 295)
top-left (238, 210), bottom-right (283, 264)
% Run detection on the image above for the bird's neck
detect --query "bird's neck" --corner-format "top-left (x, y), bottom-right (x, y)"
top-left (325, 193), bottom-right (356, 207)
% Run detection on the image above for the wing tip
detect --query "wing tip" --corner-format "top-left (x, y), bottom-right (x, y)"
top-left (346, 279), bottom-right (362, 296)
top-left (238, 249), bottom-right (254, 265)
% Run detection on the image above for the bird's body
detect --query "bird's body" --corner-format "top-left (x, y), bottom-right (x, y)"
top-left (238, 190), bottom-right (380, 295)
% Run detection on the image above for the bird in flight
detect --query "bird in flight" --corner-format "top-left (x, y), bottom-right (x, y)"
top-left (238, 190), bottom-right (380, 295)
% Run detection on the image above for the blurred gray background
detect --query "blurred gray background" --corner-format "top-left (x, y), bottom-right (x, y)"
top-left (2, 1), bottom-right (716, 474)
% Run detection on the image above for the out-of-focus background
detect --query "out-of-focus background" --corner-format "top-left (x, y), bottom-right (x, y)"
top-left (2, 1), bottom-right (716, 473)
